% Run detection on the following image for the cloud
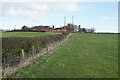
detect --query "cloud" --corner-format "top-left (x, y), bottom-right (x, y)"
top-left (0, 17), bottom-right (5, 20)
top-left (5, 6), bottom-right (45, 18)
top-left (50, 3), bottom-right (79, 12)
top-left (1, 3), bottom-right (50, 19)
top-left (26, 3), bottom-right (49, 11)
top-left (1, 2), bottom-right (81, 19)
top-left (101, 16), bottom-right (118, 20)
top-left (63, 3), bottom-right (78, 12)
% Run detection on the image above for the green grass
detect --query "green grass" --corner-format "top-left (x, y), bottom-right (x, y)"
top-left (11, 33), bottom-right (118, 78)
top-left (2, 32), bottom-right (60, 37)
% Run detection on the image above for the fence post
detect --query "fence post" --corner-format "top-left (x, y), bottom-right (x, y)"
top-left (7, 59), bottom-right (9, 69)
top-left (21, 49), bottom-right (25, 61)
top-left (3, 59), bottom-right (6, 70)
top-left (3, 59), bottom-right (6, 77)
top-left (32, 46), bottom-right (34, 56)
top-left (46, 42), bottom-right (48, 54)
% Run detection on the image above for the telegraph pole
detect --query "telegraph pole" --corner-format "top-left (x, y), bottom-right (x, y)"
top-left (64, 16), bottom-right (66, 26)
top-left (72, 15), bottom-right (74, 32)
top-left (14, 25), bottom-right (16, 30)
top-left (72, 15), bottom-right (74, 25)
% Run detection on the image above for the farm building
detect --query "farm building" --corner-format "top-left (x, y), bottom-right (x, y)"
top-left (54, 26), bottom-right (69, 31)
top-left (61, 26), bottom-right (69, 31)
top-left (32, 26), bottom-right (53, 31)
top-left (54, 28), bottom-right (61, 31)
top-left (32, 25), bottom-right (69, 32)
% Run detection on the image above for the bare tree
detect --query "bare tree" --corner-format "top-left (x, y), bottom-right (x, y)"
top-left (86, 28), bottom-right (95, 33)
top-left (91, 28), bottom-right (95, 33)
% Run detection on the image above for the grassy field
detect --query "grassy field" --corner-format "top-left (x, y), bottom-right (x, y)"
top-left (2, 32), bottom-right (60, 37)
top-left (11, 33), bottom-right (118, 78)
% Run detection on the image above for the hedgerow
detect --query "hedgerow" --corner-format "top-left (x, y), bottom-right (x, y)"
top-left (2, 32), bottom-right (69, 67)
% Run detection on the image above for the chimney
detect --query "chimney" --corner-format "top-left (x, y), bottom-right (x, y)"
top-left (79, 25), bottom-right (81, 32)
top-left (52, 25), bottom-right (54, 29)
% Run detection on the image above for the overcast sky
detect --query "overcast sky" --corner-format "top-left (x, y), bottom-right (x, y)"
top-left (0, 0), bottom-right (119, 33)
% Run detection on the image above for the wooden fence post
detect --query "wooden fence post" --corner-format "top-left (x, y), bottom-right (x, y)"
top-left (7, 59), bottom-right (9, 68)
top-left (46, 42), bottom-right (48, 54)
top-left (3, 59), bottom-right (5, 78)
top-left (21, 49), bottom-right (25, 61)
top-left (32, 46), bottom-right (34, 56)
top-left (3, 59), bottom-right (6, 69)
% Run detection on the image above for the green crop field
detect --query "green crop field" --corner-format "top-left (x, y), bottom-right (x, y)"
top-left (2, 32), bottom-right (60, 37)
top-left (11, 33), bottom-right (118, 78)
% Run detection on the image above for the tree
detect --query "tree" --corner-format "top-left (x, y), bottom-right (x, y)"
top-left (81, 28), bottom-right (87, 32)
top-left (86, 29), bottom-right (91, 33)
top-left (52, 25), bottom-right (55, 29)
top-left (66, 23), bottom-right (77, 32)
top-left (86, 28), bottom-right (95, 33)
top-left (21, 25), bottom-right (29, 31)
top-left (90, 28), bottom-right (95, 33)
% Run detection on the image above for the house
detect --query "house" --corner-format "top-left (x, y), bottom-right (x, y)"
top-left (32, 26), bottom-right (53, 31)
top-left (32, 25), bottom-right (69, 32)
top-left (54, 28), bottom-right (61, 31)
top-left (54, 26), bottom-right (69, 31)
top-left (61, 26), bottom-right (69, 31)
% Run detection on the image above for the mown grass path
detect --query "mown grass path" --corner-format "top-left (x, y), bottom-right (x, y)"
top-left (11, 33), bottom-right (118, 78)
